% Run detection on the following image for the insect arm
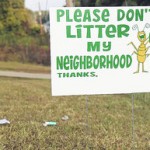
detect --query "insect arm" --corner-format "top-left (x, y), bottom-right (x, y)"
top-left (146, 46), bottom-right (150, 52)
top-left (128, 42), bottom-right (138, 51)
top-left (146, 54), bottom-right (150, 57)
top-left (145, 37), bottom-right (149, 45)
top-left (132, 51), bottom-right (138, 55)
top-left (145, 34), bottom-right (150, 45)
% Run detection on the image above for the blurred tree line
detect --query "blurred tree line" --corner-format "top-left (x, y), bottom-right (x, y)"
top-left (75, 0), bottom-right (150, 6)
top-left (0, 0), bottom-right (50, 65)
top-left (0, 0), bottom-right (149, 65)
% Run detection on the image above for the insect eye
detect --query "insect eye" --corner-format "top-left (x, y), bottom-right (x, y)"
top-left (143, 23), bottom-right (150, 31)
top-left (132, 24), bottom-right (139, 31)
top-left (145, 23), bottom-right (150, 28)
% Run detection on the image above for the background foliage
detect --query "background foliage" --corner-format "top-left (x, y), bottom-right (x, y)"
top-left (0, 0), bottom-right (50, 65)
top-left (76, 0), bottom-right (150, 6)
top-left (0, 0), bottom-right (149, 65)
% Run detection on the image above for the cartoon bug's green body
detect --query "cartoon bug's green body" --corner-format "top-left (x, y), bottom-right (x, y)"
top-left (128, 24), bottom-right (150, 73)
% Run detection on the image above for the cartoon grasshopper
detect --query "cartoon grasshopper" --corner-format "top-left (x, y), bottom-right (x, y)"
top-left (128, 23), bottom-right (150, 73)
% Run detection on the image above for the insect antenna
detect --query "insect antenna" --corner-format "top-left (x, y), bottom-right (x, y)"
top-left (132, 24), bottom-right (139, 31)
top-left (143, 23), bottom-right (150, 31)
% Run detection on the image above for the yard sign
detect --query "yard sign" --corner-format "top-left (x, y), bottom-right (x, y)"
top-left (50, 7), bottom-right (150, 96)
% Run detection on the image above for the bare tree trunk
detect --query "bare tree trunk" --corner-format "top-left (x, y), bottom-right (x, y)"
top-left (66, 0), bottom-right (75, 7)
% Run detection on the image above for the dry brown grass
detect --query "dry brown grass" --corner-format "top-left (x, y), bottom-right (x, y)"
top-left (0, 77), bottom-right (149, 149)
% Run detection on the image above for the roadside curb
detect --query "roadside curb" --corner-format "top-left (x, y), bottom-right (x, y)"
top-left (0, 71), bottom-right (50, 79)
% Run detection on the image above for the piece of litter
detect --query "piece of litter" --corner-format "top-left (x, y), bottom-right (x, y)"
top-left (62, 115), bottom-right (69, 121)
top-left (43, 121), bottom-right (57, 126)
top-left (0, 119), bottom-right (10, 125)
top-left (78, 122), bottom-right (88, 126)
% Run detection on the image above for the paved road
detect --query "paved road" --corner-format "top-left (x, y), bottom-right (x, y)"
top-left (0, 71), bottom-right (50, 79)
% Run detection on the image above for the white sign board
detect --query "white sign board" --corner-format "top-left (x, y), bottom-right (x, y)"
top-left (50, 7), bottom-right (150, 96)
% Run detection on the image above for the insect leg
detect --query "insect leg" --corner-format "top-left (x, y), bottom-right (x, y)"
top-left (142, 63), bottom-right (148, 73)
top-left (128, 42), bottom-right (138, 51)
top-left (134, 63), bottom-right (140, 74)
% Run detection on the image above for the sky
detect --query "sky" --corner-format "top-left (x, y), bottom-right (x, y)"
top-left (25, 0), bottom-right (66, 11)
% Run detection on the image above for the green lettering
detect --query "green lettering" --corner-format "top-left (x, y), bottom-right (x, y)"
top-left (87, 56), bottom-right (93, 69)
top-left (102, 9), bottom-right (110, 22)
top-left (113, 55), bottom-right (119, 69)
top-left (83, 25), bottom-right (94, 38)
top-left (64, 56), bottom-right (70, 70)
top-left (126, 9), bottom-right (134, 22)
top-left (95, 25), bottom-right (105, 38)
top-left (106, 25), bottom-right (116, 38)
top-left (76, 25), bottom-right (82, 38)
top-left (87, 41), bottom-right (100, 52)
top-left (93, 56), bottom-right (99, 69)
top-left (57, 9), bottom-right (65, 22)
top-left (103, 42), bottom-right (111, 51)
top-left (120, 55), bottom-right (126, 68)
top-left (93, 9), bottom-right (100, 22)
top-left (126, 55), bottom-right (132, 68)
top-left (106, 55), bottom-right (113, 68)
top-left (135, 9), bottom-right (144, 21)
top-left (74, 9), bottom-right (82, 22)
top-left (66, 10), bottom-right (73, 22)
top-left (56, 56), bottom-right (63, 70)
top-left (83, 10), bottom-right (91, 22)
top-left (118, 24), bottom-right (130, 38)
top-left (117, 9), bottom-right (125, 21)
top-left (100, 56), bottom-right (106, 68)
top-left (74, 56), bottom-right (79, 70)
top-left (66, 26), bottom-right (76, 38)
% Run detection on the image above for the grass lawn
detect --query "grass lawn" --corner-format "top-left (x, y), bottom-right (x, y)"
top-left (0, 77), bottom-right (149, 150)
top-left (0, 61), bottom-right (50, 73)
